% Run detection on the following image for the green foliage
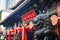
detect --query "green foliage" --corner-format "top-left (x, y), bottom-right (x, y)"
top-left (0, 38), bottom-right (2, 40)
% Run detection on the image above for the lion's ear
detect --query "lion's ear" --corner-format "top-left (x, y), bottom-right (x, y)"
top-left (50, 15), bottom-right (58, 26)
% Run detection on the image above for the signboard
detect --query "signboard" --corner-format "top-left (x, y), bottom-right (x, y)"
top-left (22, 9), bottom-right (37, 22)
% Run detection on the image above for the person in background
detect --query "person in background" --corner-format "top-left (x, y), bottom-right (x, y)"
top-left (50, 1), bottom-right (60, 38)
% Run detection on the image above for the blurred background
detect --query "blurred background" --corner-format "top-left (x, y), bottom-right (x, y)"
top-left (0, 0), bottom-right (57, 33)
top-left (0, 0), bottom-right (58, 40)
top-left (0, 0), bottom-right (57, 31)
